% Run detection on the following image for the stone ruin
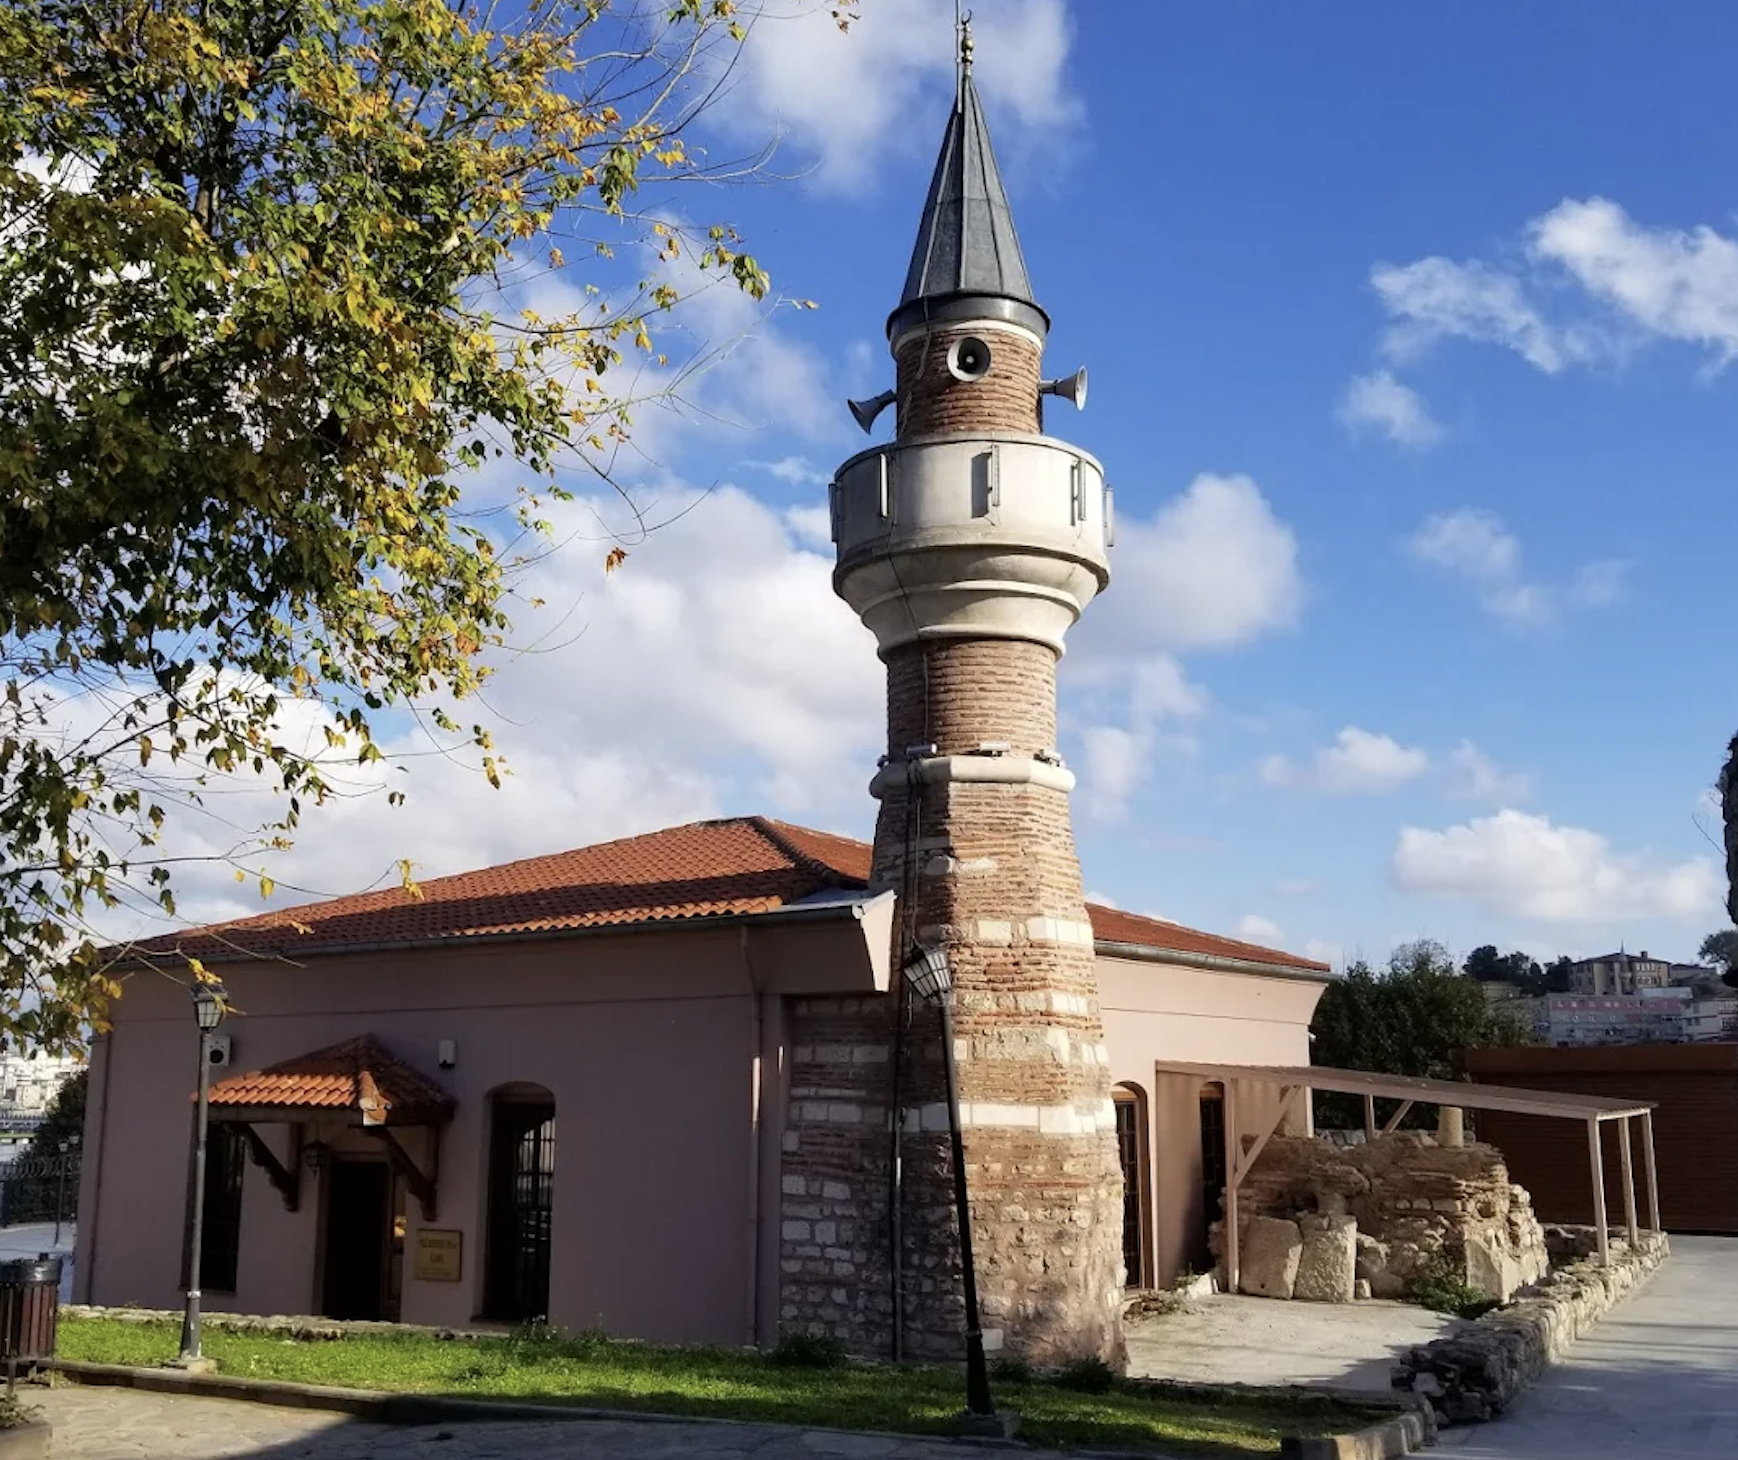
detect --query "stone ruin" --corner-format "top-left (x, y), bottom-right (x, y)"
top-left (1213, 1131), bottom-right (1548, 1304)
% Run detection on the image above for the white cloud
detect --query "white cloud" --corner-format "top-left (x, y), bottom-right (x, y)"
top-left (1235, 914), bottom-right (1285, 947)
top-left (1404, 509), bottom-right (1615, 629)
top-left (1084, 890), bottom-right (1118, 910)
top-left (1407, 508), bottom-right (1519, 582)
top-left (102, 485), bottom-right (884, 937)
top-left (725, 0), bottom-right (1081, 195)
top-left (1570, 558), bottom-right (1628, 607)
top-left (1392, 809), bottom-right (1723, 925)
top-left (1260, 727), bottom-right (1429, 796)
top-left (1528, 197), bottom-right (1738, 362)
top-left (1368, 197), bottom-right (1738, 376)
top-left (1448, 741), bottom-right (1533, 804)
top-left (760, 455), bottom-right (830, 487)
top-left (1371, 256), bottom-right (1590, 373)
top-left (1303, 938), bottom-right (1344, 969)
top-left (1080, 474), bottom-right (1304, 659)
top-left (1076, 658), bottom-right (1207, 824)
top-left (1068, 472), bottom-right (1301, 823)
top-left (1338, 369), bottom-right (1443, 448)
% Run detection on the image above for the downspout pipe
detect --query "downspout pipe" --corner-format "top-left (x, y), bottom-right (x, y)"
top-left (739, 927), bottom-right (764, 1348)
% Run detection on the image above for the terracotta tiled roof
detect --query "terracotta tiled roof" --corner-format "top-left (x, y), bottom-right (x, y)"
top-left (129, 815), bottom-right (1328, 975)
top-left (207, 1035), bottom-right (453, 1124)
top-left (133, 816), bottom-right (865, 962)
top-left (1087, 904), bottom-right (1330, 973)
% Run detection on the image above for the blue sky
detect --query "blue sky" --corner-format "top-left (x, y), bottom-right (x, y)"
top-left (145, 2), bottom-right (1738, 971)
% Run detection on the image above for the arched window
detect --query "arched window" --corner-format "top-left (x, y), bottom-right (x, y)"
top-left (1112, 1083), bottom-right (1152, 1289)
top-left (483, 1083), bottom-right (556, 1322)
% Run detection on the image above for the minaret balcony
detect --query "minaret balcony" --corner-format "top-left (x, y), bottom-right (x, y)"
top-left (829, 432), bottom-right (1113, 656)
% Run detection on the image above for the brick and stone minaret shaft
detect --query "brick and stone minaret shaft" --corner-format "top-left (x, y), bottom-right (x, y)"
top-left (819, 28), bottom-right (1125, 1364)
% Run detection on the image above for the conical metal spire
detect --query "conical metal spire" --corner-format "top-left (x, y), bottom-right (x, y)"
top-left (887, 19), bottom-right (1049, 342)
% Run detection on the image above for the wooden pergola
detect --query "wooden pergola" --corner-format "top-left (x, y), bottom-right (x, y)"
top-left (1151, 1061), bottom-right (1659, 1291)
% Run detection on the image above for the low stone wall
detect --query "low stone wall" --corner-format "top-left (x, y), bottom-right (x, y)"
top-left (62, 1305), bottom-right (492, 1343)
top-left (1391, 1228), bottom-right (1669, 1424)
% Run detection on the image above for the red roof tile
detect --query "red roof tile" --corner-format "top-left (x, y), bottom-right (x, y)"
top-left (129, 815), bottom-right (1328, 975)
top-left (1087, 904), bottom-right (1330, 972)
top-left (207, 1035), bottom-right (453, 1124)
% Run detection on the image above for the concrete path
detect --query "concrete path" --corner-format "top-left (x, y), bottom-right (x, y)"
top-left (1127, 1291), bottom-right (1462, 1394)
top-left (1439, 1234), bottom-right (1738, 1459)
top-left (28, 1386), bottom-right (1070, 1460)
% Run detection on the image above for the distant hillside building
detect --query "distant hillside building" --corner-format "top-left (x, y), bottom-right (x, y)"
top-left (0, 1049), bottom-right (81, 1113)
top-left (1542, 987), bottom-right (1738, 1047)
top-left (1568, 951), bottom-right (1672, 995)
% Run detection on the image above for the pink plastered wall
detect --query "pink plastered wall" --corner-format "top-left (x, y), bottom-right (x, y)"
top-left (76, 924), bottom-right (781, 1345)
top-left (1097, 957), bottom-right (1326, 1286)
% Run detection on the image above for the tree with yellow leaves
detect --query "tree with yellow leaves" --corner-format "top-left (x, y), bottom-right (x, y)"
top-left (0, 0), bottom-right (855, 1043)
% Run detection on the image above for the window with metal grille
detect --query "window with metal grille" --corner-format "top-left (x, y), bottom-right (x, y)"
top-left (484, 1095), bottom-right (556, 1322)
top-left (1198, 1085), bottom-right (1226, 1264)
top-left (1112, 1085), bottom-right (1151, 1288)
top-left (187, 1123), bottom-right (246, 1293)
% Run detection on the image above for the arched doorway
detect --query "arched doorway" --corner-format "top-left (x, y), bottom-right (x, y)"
top-left (1112, 1083), bottom-right (1152, 1288)
top-left (483, 1083), bottom-right (556, 1322)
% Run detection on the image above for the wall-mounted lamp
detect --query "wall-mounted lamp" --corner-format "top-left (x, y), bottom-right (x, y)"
top-left (302, 1141), bottom-right (329, 1173)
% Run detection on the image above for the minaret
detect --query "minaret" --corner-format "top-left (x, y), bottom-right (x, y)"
top-left (827, 23), bottom-right (1123, 1365)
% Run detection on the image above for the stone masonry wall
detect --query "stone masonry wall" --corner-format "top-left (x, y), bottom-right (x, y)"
top-left (1224, 1133), bottom-right (1547, 1303)
top-left (776, 994), bottom-right (899, 1354)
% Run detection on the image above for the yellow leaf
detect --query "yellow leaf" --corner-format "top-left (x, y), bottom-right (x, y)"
top-left (604, 546), bottom-right (628, 573)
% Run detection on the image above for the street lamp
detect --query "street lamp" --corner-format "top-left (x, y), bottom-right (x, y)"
top-left (52, 1132), bottom-right (79, 1248)
top-left (178, 980), bottom-right (228, 1366)
top-left (902, 944), bottom-right (995, 1421)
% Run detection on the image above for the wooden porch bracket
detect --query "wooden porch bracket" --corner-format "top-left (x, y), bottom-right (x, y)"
top-left (1381, 1099), bottom-right (1415, 1135)
top-left (1223, 1084), bottom-right (1306, 1296)
top-left (366, 1127), bottom-right (440, 1221)
top-left (237, 1124), bottom-right (300, 1213)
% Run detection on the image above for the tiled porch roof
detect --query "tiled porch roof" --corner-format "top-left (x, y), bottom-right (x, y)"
top-left (207, 1035), bottom-right (454, 1125)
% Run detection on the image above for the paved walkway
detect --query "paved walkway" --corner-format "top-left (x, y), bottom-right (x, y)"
top-left (1127, 1290), bottom-right (1461, 1394)
top-left (1439, 1234), bottom-right (1738, 1459)
top-left (28, 1387), bottom-right (1063, 1460)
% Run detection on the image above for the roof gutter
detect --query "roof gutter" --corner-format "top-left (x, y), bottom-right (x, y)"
top-left (115, 888), bottom-right (898, 972)
top-left (1094, 939), bottom-right (1339, 984)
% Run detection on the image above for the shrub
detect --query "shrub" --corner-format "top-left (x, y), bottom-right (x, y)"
top-left (1404, 1252), bottom-right (1500, 1320)
top-left (989, 1354), bottom-right (1034, 1384)
top-left (0, 1393), bottom-right (38, 1430)
top-left (769, 1332), bottom-right (848, 1369)
top-left (1052, 1355), bottom-right (1117, 1393)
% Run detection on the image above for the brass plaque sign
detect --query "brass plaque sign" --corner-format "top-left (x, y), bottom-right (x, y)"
top-left (413, 1227), bottom-right (462, 1282)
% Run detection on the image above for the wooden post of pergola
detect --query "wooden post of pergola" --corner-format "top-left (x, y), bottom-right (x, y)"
top-left (1640, 1110), bottom-right (1662, 1235)
top-left (1586, 1118), bottom-right (1609, 1267)
top-left (1617, 1117), bottom-right (1639, 1248)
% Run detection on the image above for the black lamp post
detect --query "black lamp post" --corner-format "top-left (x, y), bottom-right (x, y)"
top-left (903, 944), bottom-right (996, 1420)
top-left (52, 1132), bottom-right (79, 1248)
top-left (178, 980), bottom-right (227, 1365)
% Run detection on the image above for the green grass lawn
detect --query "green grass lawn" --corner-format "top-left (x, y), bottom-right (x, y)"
top-left (58, 1316), bottom-right (1381, 1457)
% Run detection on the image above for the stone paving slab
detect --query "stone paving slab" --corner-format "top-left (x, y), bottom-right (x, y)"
top-left (27, 1385), bottom-right (1070, 1460)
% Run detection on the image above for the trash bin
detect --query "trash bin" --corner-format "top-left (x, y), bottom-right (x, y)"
top-left (0, 1257), bottom-right (61, 1382)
